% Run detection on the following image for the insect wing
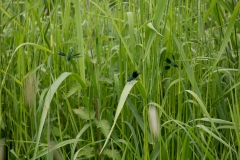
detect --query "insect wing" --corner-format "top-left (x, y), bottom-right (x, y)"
top-left (165, 58), bottom-right (172, 64)
top-left (165, 66), bottom-right (171, 70)
top-left (71, 53), bottom-right (81, 58)
top-left (132, 71), bottom-right (140, 78)
top-left (58, 52), bottom-right (67, 57)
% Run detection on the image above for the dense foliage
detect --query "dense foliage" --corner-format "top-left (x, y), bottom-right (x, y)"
top-left (0, 0), bottom-right (240, 159)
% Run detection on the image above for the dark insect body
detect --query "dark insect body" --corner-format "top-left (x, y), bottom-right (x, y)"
top-left (127, 71), bottom-right (140, 82)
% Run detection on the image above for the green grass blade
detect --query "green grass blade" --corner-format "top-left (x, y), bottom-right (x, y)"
top-left (32, 72), bottom-right (86, 158)
top-left (100, 80), bottom-right (138, 154)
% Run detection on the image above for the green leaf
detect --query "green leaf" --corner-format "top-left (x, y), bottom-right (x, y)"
top-left (77, 146), bottom-right (94, 159)
top-left (103, 149), bottom-right (121, 160)
top-left (73, 107), bottom-right (95, 120)
top-left (147, 22), bottom-right (163, 36)
top-left (32, 72), bottom-right (86, 158)
top-left (94, 119), bottom-right (110, 138)
top-left (67, 83), bottom-right (82, 97)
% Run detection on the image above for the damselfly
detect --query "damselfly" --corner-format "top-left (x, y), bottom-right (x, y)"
top-left (127, 71), bottom-right (141, 82)
top-left (165, 55), bottom-right (178, 70)
top-left (58, 49), bottom-right (81, 61)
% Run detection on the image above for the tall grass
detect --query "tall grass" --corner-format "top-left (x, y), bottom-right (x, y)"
top-left (0, 0), bottom-right (239, 159)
